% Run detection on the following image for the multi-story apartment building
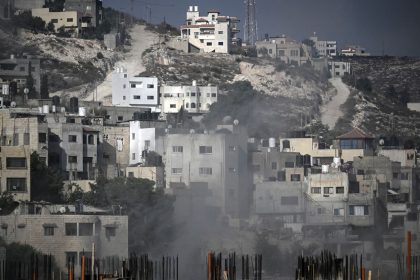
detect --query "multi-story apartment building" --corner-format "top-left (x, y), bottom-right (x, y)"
top-left (309, 33), bottom-right (337, 57)
top-left (164, 122), bottom-right (250, 217)
top-left (0, 54), bottom-right (41, 94)
top-left (126, 165), bottom-right (164, 188)
top-left (112, 68), bottom-right (159, 110)
top-left (0, 202), bottom-right (128, 278)
top-left (255, 35), bottom-right (311, 65)
top-left (47, 114), bottom-right (100, 180)
top-left (0, 146), bottom-right (31, 201)
top-left (0, 109), bottom-right (49, 160)
top-left (180, 6), bottom-right (240, 53)
top-left (64, 0), bottom-right (103, 28)
top-left (160, 81), bottom-right (218, 114)
top-left (102, 124), bottom-right (130, 178)
top-left (32, 8), bottom-right (81, 35)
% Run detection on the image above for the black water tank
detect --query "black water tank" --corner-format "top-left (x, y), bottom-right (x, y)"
top-left (52, 96), bottom-right (60, 106)
top-left (69, 97), bottom-right (79, 113)
top-left (303, 154), bottom-right (311, 166)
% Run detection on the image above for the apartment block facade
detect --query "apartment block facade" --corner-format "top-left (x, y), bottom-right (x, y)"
top-left (32, 8), bottom-right (81, 35)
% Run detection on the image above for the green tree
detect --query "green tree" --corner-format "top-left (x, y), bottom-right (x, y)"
top-left (79, 177), bottom-right (175, 253)
top-left (30, 152), bottom-right (64, 203)
top-left (0, 191), bottom-right (18, 215)
top-left (46, 20), bottom-right (55, 33)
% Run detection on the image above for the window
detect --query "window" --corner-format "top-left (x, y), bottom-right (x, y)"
top-left (271, 162), bottom-right (277, 170)
top-left (311, 187), bottom-right (321, 194)
top-left (132, 153), bottom-right (136, 160)
top-left (401, 173), bottom-right (409, 180)
top-left (6, 157), bottom-right (26, 168)
top-left (269, 49), bottom-right (273, 54)
top-left (211, 93), bottom-right (217, 97)
top-left (334, 208), bottom-right (344, 216)
top-left (65, 223), bottom-right (77, 236)
top-left (324, 187), bottom-right (334, 194)
top-left (123, 84), bottom-right (126, 89)
top-left (281, 196), bottom-right (298, 205)
top-left (218, 31), bottom-right (223, 34)
top-left (285, 162), bottom-right (295, 168)
top-left (24, 133), bottom-right (30, 145)
top-left (317, 208), bottom-right (326, 214)
top-left (128, 172), bottom-right (134, 178)
top-left (144, 140), bottom-right (150, 149)
top-left (7, 178), bottom-right (26, 192)
top-left (186, 103), bottom-right (189, 108)
top-left (336, 187), bottom-right (345, 194)
top-left (228, 146), bottom-right (236, 151)
top-left (51, 19), bottom-right (58, 23)
top-left (228, 167), bottom-right (236, 173)
top-left (68, 135), bottom-right (77, 143)
top-left (68, 156), bottom-right (77, 163)
top-left (147, 96), bottom-right (154, 100)
top-left (131, 84), bottom-right (136, 88)
top-left (191, 92), bottom-right (196, 97)
top-left (44, 226), bottom-right (54, 236)
top-left (349, 205), bottom-right (369, 216)
top-left (123, 96), bottom-right (126, 100)
top-left (357, 169), bottom-right (365, 175)
top-left (199, 146), bottom-right (212, 154)
top-left (124, 74), bottom-right (127, 78)
top-left (132, 133), bottom-right (135, 140)
top-left (170, 104), bottom-right (176, 108)
top-left (393, 172), bottom-right (399, 179)
top-left (290, 174), bottom-right (301, 181)
top-left (87, 135), bottom-right (94, 145)
top-left (105, 227), bottom-right (116, 237)
top-left (191, 103), bottom-right (196, 108)
top-left (65, 252), bottom-right (77, 266)
top-left (199, 167), bottom-right (213, 175)
top-left (206, 42), bottom-right (212, 46)
top-left (172, 146), bottom-right (183, 153)
top-left (133, 95), bottom-right (141, 99)
top-left (218, 42), bottom-right (224, 46)
top-left (117, 116), bottom-right (123, 121)
top-left (172, 168), bottom-right (182, 174)
top-left (147, 84), bottom-right (154, 88)
top-left (79, 223), bottom-right (93, 236)
top-left (39, 133), bottom-right (47, 143)
top-left (67, 18), bottom-right (73, 22)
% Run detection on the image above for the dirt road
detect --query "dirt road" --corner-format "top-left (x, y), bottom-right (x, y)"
top-left (321, 77), bottom-right (351, 129)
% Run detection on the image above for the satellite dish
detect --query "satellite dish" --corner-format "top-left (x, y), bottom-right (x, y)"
top-left (12, 185), bottom-right (17, 190)
top-left (10, 101), bottom-right (16, 108)
top-left (233, 119), bottom-right (239, 126)
top-left (59, 207), bottom-right (66, 214)
top-left (379, 139), bottom-right (385, 146)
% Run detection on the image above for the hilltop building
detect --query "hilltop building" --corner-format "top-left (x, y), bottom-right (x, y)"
top-left (32, 8), bottom-right (81, 35)
top-left (255, 35), bottom-right (311, 65)
top-left (181, 6), bottom-right (240, 53)
top-left (64, 0), bottom-right (103, 28)
top-left (309, 33), bottom-right (337, 57)
top-left (341, 46), bottom-right (370, 57)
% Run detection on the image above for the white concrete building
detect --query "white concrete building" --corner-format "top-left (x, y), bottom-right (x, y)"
top-left (180, 6), bottom-right (240, 53)
top-left (32, 8), bottom-right (81, 35)
top-left (112, 68), bottom-right (159, 110)
top-left (309, 33), bottom-right (337, 57)
top-left (256, 35), bottom-right (311, 65)
top-left (160, 81), bottom-right (218, 114)
top-left (328, 61), bottom-right (351, 77)
top-left (129, 121), bottom-right (164, 165)
top-left (341, 46), bottom-right (370, 56)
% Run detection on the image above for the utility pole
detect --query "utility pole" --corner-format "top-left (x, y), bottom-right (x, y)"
top-left (244, 0), bottom-right (257, 45)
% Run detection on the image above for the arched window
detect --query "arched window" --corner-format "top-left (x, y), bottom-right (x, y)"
top-left (191, 103), bottom-right (196, 108)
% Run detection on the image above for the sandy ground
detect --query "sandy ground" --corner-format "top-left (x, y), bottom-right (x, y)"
top-left (83, 24), bottom-right (159, 104)
top-left (320, 77), bottom-right (351, 129)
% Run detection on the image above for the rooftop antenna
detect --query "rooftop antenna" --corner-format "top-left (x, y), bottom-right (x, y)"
top-left (244, 0), bottom-right (257, 45)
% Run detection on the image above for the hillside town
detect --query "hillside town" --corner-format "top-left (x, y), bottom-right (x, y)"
top-left (0, 0), bottom-right (419, 279)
